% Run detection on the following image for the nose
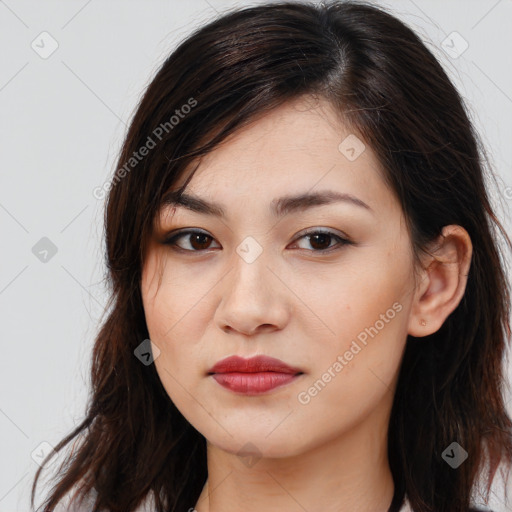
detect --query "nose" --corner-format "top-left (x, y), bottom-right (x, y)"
top-left (214, 245), bottom-right (290, 337)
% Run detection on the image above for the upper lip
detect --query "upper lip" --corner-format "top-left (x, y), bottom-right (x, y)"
top-left (208, 355), bottom-right (303, 375)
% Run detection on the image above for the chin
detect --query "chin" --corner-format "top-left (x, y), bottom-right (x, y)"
top-left (206, 429), bottom-right (307, 460)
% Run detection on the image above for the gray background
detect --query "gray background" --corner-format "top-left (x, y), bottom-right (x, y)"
top-left (1, 1), bottom-right (511, 511)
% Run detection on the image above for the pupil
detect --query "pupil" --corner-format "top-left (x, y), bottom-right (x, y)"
top-left (192, 234), bottom-right (210, 250)
top-left (310, 233), bottom-right (330, 249)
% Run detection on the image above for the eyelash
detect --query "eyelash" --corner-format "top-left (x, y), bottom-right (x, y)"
top-left (162, 228), bottom-right (352, 255)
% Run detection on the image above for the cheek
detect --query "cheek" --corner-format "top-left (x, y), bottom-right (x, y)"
top-left (141, 255), bottom-right (186, 373)
top-left (141, 252), bottom-right (216, 409)
top-left (294, 286), bottom-right (409, 436)
top-left (142, 249), bottom-right (205, 343)
top-left (143, 282), bottom-right (209, 418)
top-left (143, 287), bottom-right (207, 371)
top-left (307, 247), bottom-right (411, 340)
top-left (299, 244), bottom-right (413, 392)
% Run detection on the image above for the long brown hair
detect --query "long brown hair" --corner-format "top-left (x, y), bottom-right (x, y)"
top-left (31, 1), bottom-right (512, 511)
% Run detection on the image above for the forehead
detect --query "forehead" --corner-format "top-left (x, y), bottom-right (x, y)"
top-left (160, 96), bottom-right (396, 221)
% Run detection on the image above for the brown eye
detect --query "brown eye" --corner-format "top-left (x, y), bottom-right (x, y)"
top-left (163, 230), bottom-right (220, 252)
top-left (292, 229), bottom-right (351, 253)
top-left (307, 232), bottom-right (334, 250)
top-left (188, 233), bottom-right (214, 250)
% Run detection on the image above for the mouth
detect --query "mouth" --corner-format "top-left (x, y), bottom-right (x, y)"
top-left (207, 355), bottom-right (304, 395)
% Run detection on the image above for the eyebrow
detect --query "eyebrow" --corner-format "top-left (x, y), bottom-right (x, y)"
top-left (160, 189), bottom-right (373, 219)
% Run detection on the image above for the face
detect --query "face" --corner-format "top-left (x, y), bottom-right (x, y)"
top-left (141, 95), bottom-right (418, 459)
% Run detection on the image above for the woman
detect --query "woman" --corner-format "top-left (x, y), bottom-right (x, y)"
top-left (31, 1), bottom-right (512, 511)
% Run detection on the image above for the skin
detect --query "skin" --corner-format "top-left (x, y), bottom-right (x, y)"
top-left (141, 95), bottom-right (472, 512)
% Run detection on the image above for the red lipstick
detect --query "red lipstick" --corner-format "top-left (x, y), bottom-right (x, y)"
top-left (208, 355), bottom-right (303, 395)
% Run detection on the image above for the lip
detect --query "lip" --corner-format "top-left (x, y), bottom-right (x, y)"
top-left (208, 355), bottom-right (302, 374)
top-left (208, 355), bottom-right (304, 395)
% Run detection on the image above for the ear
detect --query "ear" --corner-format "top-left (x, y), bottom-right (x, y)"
top-left (408, 225), bottom-right (473, 337)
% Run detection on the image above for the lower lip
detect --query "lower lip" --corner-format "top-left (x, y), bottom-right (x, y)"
top-left (211, 372), bottom-right (301, 394)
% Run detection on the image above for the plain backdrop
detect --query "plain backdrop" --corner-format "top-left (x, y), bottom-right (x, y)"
top-left (1, 1), bottom-right (511, 511)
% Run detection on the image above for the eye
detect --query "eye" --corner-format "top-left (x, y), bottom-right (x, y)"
top-left (290, 229), bottom-right (352, 253)
top-left (162, 228), bottom-right (352, 253)
top-left (163, 229), bottom-right (220, 252)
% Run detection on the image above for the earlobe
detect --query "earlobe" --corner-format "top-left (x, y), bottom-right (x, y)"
top-left (407, 225), bottom-right (472, 337)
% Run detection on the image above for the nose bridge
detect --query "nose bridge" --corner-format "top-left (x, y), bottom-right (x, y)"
top-left (215, 234), bottom-right (287, 334)
top-left (229, 234), bottom-right (270, 297)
